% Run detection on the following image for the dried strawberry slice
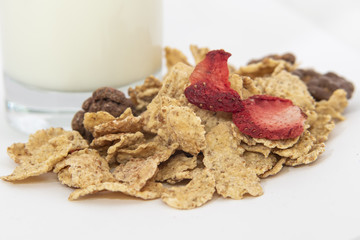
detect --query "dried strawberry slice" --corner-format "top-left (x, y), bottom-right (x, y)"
top-left (233, 95), bottom-right (307, 140)
top-left (184, 49), bottom-right (306, 140)
top-left (184, 50), bottom-right (242, 112)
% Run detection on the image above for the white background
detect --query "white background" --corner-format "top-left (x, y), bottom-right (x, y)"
top-left (1, 1), bottom-right (360, 240)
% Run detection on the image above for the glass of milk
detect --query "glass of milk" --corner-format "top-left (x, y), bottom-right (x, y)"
top-left (0, 0), bottom-right (162, 133)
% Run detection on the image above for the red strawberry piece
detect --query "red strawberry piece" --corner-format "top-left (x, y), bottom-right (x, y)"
top-left (233, 95), bottom-right (307, 140)
top-left (184, 50), bottom-right (243, 112)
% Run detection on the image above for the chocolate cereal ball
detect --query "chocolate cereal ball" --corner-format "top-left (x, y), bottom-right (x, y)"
top-left (71, 87), bottom-right (135, 141)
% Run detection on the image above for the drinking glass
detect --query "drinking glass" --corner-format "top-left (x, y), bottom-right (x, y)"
top-left (0, 0), bottom-right (162, 133)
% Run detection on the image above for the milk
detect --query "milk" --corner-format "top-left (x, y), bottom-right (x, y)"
top-left (0, 0), bottom-right (162, 92)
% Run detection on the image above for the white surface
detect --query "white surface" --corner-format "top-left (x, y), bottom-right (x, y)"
top-left (1, 1), bottom-right (360, 240)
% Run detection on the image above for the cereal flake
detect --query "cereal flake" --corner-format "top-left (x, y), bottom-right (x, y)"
top-left (2, 128), bottom-right (88, 181)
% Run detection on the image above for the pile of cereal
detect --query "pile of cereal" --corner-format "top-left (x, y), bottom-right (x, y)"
top-left (1, 45), bottom-right (354, 209)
